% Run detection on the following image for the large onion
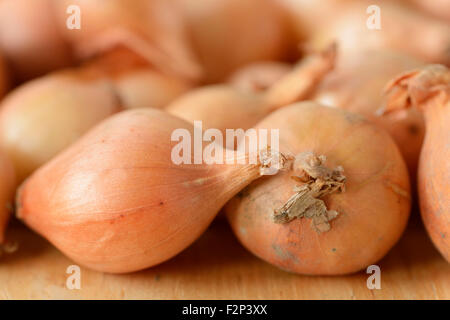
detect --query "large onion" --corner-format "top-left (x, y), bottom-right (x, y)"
top-left (0, 68), bottom-right (122, 182)
top-left (0, 0), bottom-right (73, 81)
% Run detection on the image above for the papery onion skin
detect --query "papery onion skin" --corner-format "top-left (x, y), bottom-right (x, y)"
top-left (313, 49), bottom-right (425, 181)
top-left (226, 102), bottom-right (411, 275)
top-left (0, 0), bottom-right (73, 81)
top-left (384, 65), bottom-right (450, 262)
top-left (228, 62), bottom-right (292, 93)
top-left (177, 0), bottom-right (294, 83)
top-left (17, 109), bottom-right (264, 273)
top-left (0, 150), bottom-right (15, 244)
top-left (0, 69), bottom-right (122, 183)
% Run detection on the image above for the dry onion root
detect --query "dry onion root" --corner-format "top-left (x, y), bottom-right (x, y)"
top-left (0, 150), bottom-right (15, 248)
top-left (225, 102), bottom-right (411, 275)
top-left (0, 0), bottom-right (73, 81)
top-left (16, 109), bottom-right (287, 273)
top-left (85, 47), bottom-right (193, 110)
top-left (54, 0), bottom-right (201, 81)
top-left (176, 0), bottom-right (294, 83)
top-left (383, 64), bottom-right (450, 262)
top-left (0, 68), bottom-right (122, 183)
top-left (313, 49), bottom-right (425, 181)
top-left (167, 44), bottom-right (336, 134)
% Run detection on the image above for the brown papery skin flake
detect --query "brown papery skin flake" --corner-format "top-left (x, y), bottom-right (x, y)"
top-left (273, 151), bottom-right (346, 233)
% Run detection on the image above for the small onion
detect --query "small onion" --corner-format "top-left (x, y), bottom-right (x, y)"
top-left (383, 64), bottom-right (450, 262)
top-left (0, 0), bottom-right (73, 81)
top-left (177, 0), bottom-right (294, 83)
top-left (226, 102), bottom-right (411, 275)
top-left (0, 68), bottom-right (122, 182)
top-left (16, 108), bottom-right (284, 273)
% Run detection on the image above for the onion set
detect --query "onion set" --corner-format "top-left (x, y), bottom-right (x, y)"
top-left (176, 0), bottom-right (294, 83)
top-left (383, 64), bottom-right (450, 262)
top-left (16, 108), bottom-right (285, 273)
top-left (0, 68), bottom-right (122, 182)
top-left (226, 102), bottom-right (411, 275)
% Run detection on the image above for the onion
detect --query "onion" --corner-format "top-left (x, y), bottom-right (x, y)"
top-left (167, 45), bottom-right (336, 134)
top-left (228, 61), bottom-right (292, 93)
top-left (54, 0), bottom-right (201, 81)
top-left (280, 0), bottom-right (450, 65)
top-left (0, 0), bottom-right (73, 81)
top-left (0, 68), bottom-right (122, 183)
top-left (383, 64), bottom-right (450, 262)
top-left (225, 101), bottom-right (411, 275)
top-left (85, 47), bottom-right (193, 109)
top-left (313, 49), bottom-right (425, 180)
top-left (0, 150), bottom-right (15, 245)
top-left (176, 0), bottom-right (294, 83)
top-left (16, 108), bottom-right (285, 273)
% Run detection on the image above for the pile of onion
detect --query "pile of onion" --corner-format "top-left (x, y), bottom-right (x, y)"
top-left (0, 67), bottom-right (122, 183)
top-left (0, 0), bottom-right (73, 81)
top-left (279, 0), bottom-right (450, 66)
top-left (84, 46), bottom-right (193, 110)
top-left (312, 49), bottom-right (425, 180)
top-left (53, 0), bottom-right (201, 81)
top-left (176, 0), bottom-right (295, 83)
top-left (383, 64), bottom-right (450, 262)
top-left (0, 150), bottom-right (15, 248)
top-left (167, 44), bottom-right (336, 134)
top-left (225, 102), bottom-right (411, 275)
top-left (16, 108), bottom-right (286, 273)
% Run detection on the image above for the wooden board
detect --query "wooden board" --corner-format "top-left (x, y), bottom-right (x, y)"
top-left (0, 215), bottom-right (449, 300)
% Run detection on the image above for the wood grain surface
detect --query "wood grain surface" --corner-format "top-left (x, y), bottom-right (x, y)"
top-left (0, 214), bottom-right (449, 300)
